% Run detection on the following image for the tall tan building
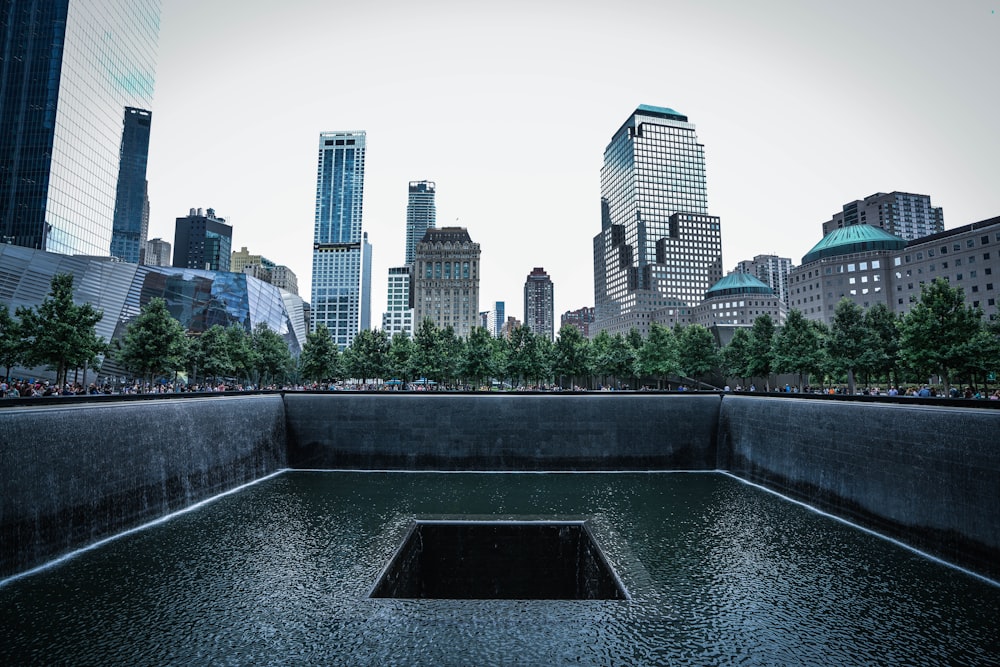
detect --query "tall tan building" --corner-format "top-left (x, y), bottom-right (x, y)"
top-left (412, 227), bottom-right (480, 338)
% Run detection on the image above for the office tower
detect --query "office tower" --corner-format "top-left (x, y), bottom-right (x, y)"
top-left (0, 1), bottom-right (160, 254)
top-left (733, 254), bottom-right (793, 306)
top-left (173, 208), bottom-right (232, 271)
top-left (412, 227), bottom-right (480, 338)
top-left (110, 108), bottom-right (153, 263)
top-left (490, 301), bottom-right (505, 337)
top-left (821, 192), bottom-right (944, 241)
top-left (561, 306), bottom-right (596, 338)
top-left (382, 266), bottom-right (413, 338)
top-left (231, 246), bottom-right (298, 295)
top-left (405, 181), bottom-right (436, 265)
top-left (524, 267), bottom-right (554, 341)
top-left (592, 105), bottom-right (723, 338)
top-left (144, 238), bottom-right (171, 267)
top-left (311, 131), bottom-right (372, 348)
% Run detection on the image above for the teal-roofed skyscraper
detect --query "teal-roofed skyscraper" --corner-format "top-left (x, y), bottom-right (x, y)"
top-left (311, 131), bottom-right (372, 348)
top-left (0, 0), bottom-right (160, 255)
top-left (593, 105), bottom-right (723, 337)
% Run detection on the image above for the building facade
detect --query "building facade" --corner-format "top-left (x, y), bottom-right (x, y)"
top-left (561, 306), bottom-right (596, 338)
top-left (382, 266), bottom-right (414, 338)
top-left (593, 105), bottom-right (723, 338)
top-left (0, 244), bottom-right (307, 382)
top-left (231, 246), bottom-right (298, 295)
top-left (144, 238), bottom-right (171, 267)
top-left (412, 227), bottom-right (480, 338)
top-left (524, 267), bottom-right (554, 341)
top-left (822, 192), bottom-right (944, 242)
top-left (0, 0), bottom-right (160, 255)
top-left (733, 254), bottom-right (793, 307)
top-left (173, 208), bottom-right (232, 272)
top-left (690, 273), bottom-right (786, 335)
top-left (311, 131), bottom-right (372, 348)
top-left (405, 180), bottom-right (436, 265)
top-left (110, 107), bottom-right (153, 263)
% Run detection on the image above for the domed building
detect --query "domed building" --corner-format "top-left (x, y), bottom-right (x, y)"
top-left (787, 225), bottom-right (907, 324)
top-left (691, 272), bottom-right (786, 345)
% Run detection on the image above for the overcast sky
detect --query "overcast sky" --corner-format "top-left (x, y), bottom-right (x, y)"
top-left (145, 0), bottom-right (1000, 326)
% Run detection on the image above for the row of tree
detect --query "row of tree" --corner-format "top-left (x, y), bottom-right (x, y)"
top-left (3, 274), bottom-right (998, 393)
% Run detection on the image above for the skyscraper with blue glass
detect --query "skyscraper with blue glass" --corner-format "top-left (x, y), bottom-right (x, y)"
top-left (0, 0), bottom-right (160, 255)
top-left (110, 107), bottom-right (153, 263)
top-left (311, 131), bottom-right (372, 348)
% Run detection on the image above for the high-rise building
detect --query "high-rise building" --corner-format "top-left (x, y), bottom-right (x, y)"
top-left (110, 107), bottom-right (153, 263)
top-left (0, 1), bottom-right (160, 254)
top-left (733, 254), bottom-right (794, 306)
top-left (382, 266), bottom-right (413, 338)
top-left (561, 307), bottom-right (595, 338)
top-left (144, 238), bottom-right (171, 267)
top-left (592, 105), bottom-right (723, 338)
top-left (412, 227), bottom-right (480, 338)
top-left (822, 192), bottom-right (944, 242)
top-left (231, 246), bottom-right (298, 295)
top-left (524, 267), bottom-right (554, 341)
top-left (311, 131), bottom-right (372, 348)
top-left (173, 208), bottom-right (232, 272)
top-left (405, 181), bottom-right (436, 265)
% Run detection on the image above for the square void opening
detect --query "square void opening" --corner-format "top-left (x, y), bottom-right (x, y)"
top-left (370, 520), bottom-right (628, 600)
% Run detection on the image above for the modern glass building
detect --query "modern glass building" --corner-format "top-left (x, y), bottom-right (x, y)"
top-left (593, 105), bottom-right (723, 338)
top-left (0, 244), bottom-right (307, 381)
top-left (173, 208), bottom-right (232, 272)
top-left (404, 180), bottom-right (436, 265)
top-left (381, 266), bottom-right (413, 338)
top-left (110, 107), bottom-right (153, 263)
top-left (524, 267), bottom-right (554, 341)
top-left (0, 0), bottom-right (160, 255)
top-left (311, 131), bottom-right (372, 349)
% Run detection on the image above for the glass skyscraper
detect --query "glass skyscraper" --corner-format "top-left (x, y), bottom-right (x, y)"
top-left (404, 180), bottom-right (436, 265)
top-left (110, 107), bottom-right (152, 263)
top-left (593, 105), bottom-right (722, 337)
top-left (0, 0), bottom-right (160, 254)
top-left (311, 131), bottom-right (372, 349)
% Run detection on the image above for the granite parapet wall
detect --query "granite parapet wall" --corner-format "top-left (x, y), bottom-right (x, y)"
top-left (718, 395), bottom-right (1000, 581)
top-left (0, 396), bottom-right (287, 579)
top-left (284, 393), bottom-right (722, 471)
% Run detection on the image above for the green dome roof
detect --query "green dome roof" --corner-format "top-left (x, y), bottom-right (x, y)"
top-left (705, 272), bottom-right (774, 299)
top-left (802, 225), bottom-right (906, 264)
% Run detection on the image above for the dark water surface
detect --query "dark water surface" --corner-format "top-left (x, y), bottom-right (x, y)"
top-left (2, 471), bottom-right (998, 665)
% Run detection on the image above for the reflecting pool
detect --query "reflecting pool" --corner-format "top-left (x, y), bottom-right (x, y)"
top-left (2, 472), bottom-right (998, 665)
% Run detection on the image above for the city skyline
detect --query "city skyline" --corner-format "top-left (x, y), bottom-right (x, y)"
top-left (142, 1), bottom-right (999, 327)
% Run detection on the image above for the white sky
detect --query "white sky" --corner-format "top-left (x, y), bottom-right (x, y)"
top-left (145, 0), bottom-right (1000, 325)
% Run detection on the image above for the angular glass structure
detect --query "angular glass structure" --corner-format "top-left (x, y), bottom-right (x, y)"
top-left (0, 0), bottom-right (160, 255)
top-left (311, 131), bottom-right (372, 348)
top-left (593, 105), bottom-right (723, 337)
top-left (110, 107), bottom-right (152, 263)
top-left (0, 244), bottom-right (306, 380)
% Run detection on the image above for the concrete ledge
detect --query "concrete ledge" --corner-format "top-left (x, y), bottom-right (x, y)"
top-left (718, 395), bottom-right (1000, 581)
top-left (0, 396), bottom-right (287, 579)
top-left (285, 393), bottom-right (721, 471)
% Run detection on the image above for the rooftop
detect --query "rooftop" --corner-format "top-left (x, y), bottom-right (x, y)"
top-left (802, 224), bottom-right (907, 264)
top-left (705, 273), bottom-right (774, 298)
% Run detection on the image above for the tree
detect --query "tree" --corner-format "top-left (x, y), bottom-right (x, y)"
top-left (552, 324), bottom-right (592, 389)
top-left (344, 328), bottom-right (389, 384)
top-left (412, 319), bottom-right (446, 383)
top-left (828, 299), bottom-right (867, 394)
top-left (591, 330), bottom-right (614, 387)
top-left (252, 323), bottom-right (293, 386)
top-left (772, 309), bottom-right (825, 389)
top-left (190, 324), bottom-right (232, 385)
top-left (722, 327), bottom-right (753, 385)
top-left (747, 314), bottom-right (776, 390)
top-left (116, 297), bottom-right (188, 385)
top-left (676, 324), bottom-right (720, 384)
top-left (862, 303), bottom-right (900, 387)
top-left (226, 324), bottom-right (258, 386)
top-left (0, 304), bottom-right (23, 380)
top-left (17, 273), bottom-right (105, 387)
top-left (898, 278), bottom-right (983, 394)
top-left (462, 326), bottom-right (497, 389)
top-left (299, 324), bottom-right (342, 384)
top-left (635, 322), bottom-right (677, 389)
top-left (624, 327), bottom-right (645, 389)
top-left (439, 325), bottom-right (464, 387)
top-left (386, 331), bottom-right (415, 383)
